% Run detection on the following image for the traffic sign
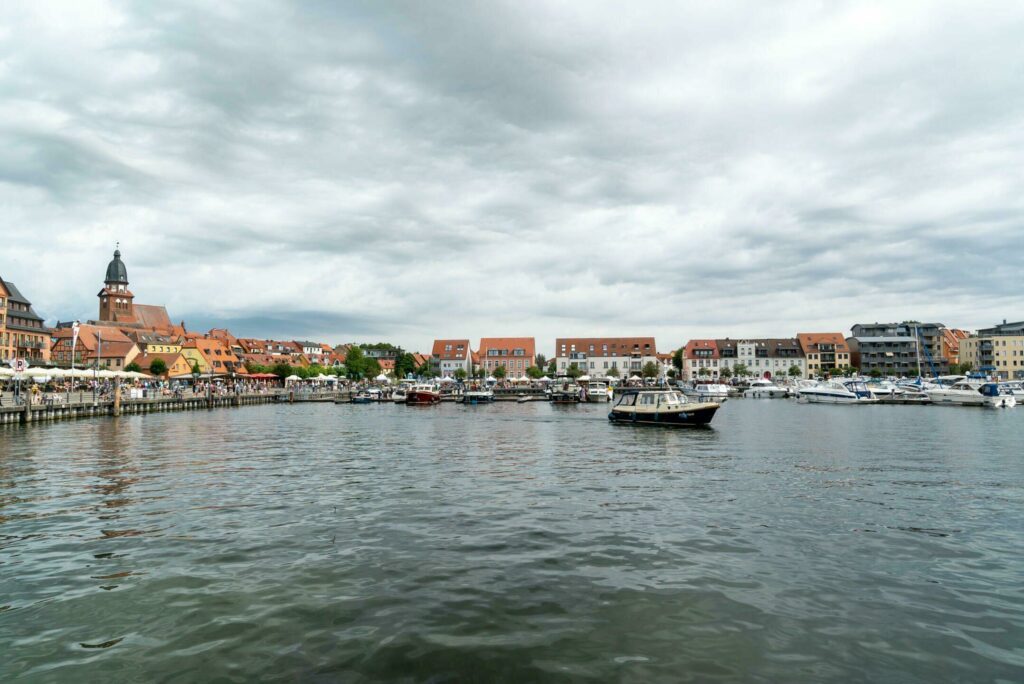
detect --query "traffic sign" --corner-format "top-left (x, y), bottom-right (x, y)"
top-left (10, 358), bottom-right (29, 373)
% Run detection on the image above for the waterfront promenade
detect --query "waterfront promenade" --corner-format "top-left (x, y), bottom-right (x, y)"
top-left (0, 388), bottom-right (340, 426)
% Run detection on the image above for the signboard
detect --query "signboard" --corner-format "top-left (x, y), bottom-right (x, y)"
top-left (10, 358), bottom-right (29, 373)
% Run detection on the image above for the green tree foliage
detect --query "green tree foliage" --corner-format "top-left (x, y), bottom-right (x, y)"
top-left (606, 366), bottom-right (620, 378)
top-left (869, 368), bottom-right (882, 378)
top-left (526, 365), bottom-right (543, 379)
top-left (149, 358), bottom-right (168, 376)
top-left (394, 352), bottom-right (417, 378)
top-left (453, 367), bottom-right (468, 381)
top-left (667, 368), bottom-right (677, 379)
top-left (416, 362), bottom-right (436, 378)
top-left (535, 353), bottom-right (547, 369)
top-left (642, 361), bottom-right (659, 378)
top-left (364, 357), bottom-right (382, 377)
top-left (344, 347), bottom-right (366, 378)
top-left (546, 359), bottom-right (557, 374)
top-left (672, 348), bottom-right (684, 371)
top-left (271, 362), bottom-right (293, 379)
top-left (698, 366), bottom-right (711, 377)
top-left (732, 363), bottom-right (750, 378)
top-left (566, 363), bottom-right (583, 379)
top-left (125, 362), bottom-right (142, 373)
top-left (788, 364), bottom-right (802, 378)
top-left (493, 365), bottom-right (507, 379)
top-left (719, 367), bottom-right (732, 379)
top-left (191, 361), bottom-right (202, 375)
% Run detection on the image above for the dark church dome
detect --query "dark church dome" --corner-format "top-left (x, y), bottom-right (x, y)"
top-left (105, 248), bottom-right (128, 284)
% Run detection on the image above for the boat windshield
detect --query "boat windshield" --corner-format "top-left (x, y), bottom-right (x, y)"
top-left (615, 393), bottom-right (637, 407)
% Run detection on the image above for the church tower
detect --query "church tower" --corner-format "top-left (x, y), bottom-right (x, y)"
top-left (97, 246), bottom-right (135, 322)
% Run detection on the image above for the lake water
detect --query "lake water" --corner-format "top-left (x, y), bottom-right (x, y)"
top-left (2, 400), bottom-right (1022, 682)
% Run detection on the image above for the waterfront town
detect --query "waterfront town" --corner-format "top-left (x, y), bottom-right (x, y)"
top-left (2, 248), bottom-right (1023, 390)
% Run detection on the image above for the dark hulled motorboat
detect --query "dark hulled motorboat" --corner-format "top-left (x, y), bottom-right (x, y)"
top-left (608, 388), bottom-right (719, 426)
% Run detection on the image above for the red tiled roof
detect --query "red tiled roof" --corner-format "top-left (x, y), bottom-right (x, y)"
top-left (797, 333), bottom-right (850, 354)
top-left (432, 339), bottom-right (470, 360)
top-left (478, 337), bottom-right (536, 358)
top-left (684, 339), bottom-right (719, 359)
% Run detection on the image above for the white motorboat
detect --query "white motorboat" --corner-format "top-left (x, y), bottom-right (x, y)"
top-left (742, 378), bottom-right (789, 399)
top-left (999, 381), bottom-right (1024, 399)
top-left (683, 383), bottom-right (731, 401)
top-left (798, 379), bottom-right (877, 404)
top-left (927, 381), bottom-right (1016, 408)
top-left (391, 388), bottom-right (407, 403)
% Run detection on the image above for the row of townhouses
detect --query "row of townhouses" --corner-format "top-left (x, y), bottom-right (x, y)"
top-left (680, 320), bottom-right (1023, 380)
top-left (4, 249), bottom-right (1024, 381)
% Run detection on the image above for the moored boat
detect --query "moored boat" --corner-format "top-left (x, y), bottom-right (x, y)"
top-left (609, 388), bottom-right (719, 426)
top-left (798, 379), bottom-right (876, 404)
top-left (742, 378), bottom-right (789, 399)
top-left (461, 387), bottom-right (494, 404)
top-left (927, 381), bottom-right (1016, 408)
top-left (351, 388), bottom-right (380, 404)
top-left (584, 379), bottom-right (610, 402)
top-left (406, 384), bottom-right (441, 405)
top-left (548, 377), bottom-right (581, 403)
top-left (683, 382), bottom-right (731, 401)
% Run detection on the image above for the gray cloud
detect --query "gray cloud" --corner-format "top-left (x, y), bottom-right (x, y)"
top-left (2, 0), bottom-right (1023, 355)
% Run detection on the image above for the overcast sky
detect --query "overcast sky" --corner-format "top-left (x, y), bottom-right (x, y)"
top-left (2, 1), bottom-right (1022, 355)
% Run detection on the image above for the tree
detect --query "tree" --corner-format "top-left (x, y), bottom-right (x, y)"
top-left (494, 365), bottom-right (507, 379)
top-left (271, 362), bottom-right (293, 379)
top-left (869, 368), bottom-right (882, 378)
top-left (719, 367), bottom-right (732, 380)
top-left (364, 357), bottom-right (381, 378)
top-left (344, 347), bottom-right (366, 378)
top-left (672, 348), bottom-right (684, 372)
top-left (474, 367), bottom-right (486, 379)
top-left (453, 367), bottom-right (468, 381)
top-left (416, 362), bottom-right (436, 379)
top-left (787, 364), bottom-right (802, 378)
top-left (698, 366), bottom-right (711, 377)
top-left (535, 353), bottom-right (547, 369)
top-left (546, 359), bottom-right (557, 374)
top-left (526, 365), bottom-right (543, 379)
top-left (394, 352), bottom-right (417, 378)
top-left (642, 361), bottom-right (659, 378)
top-left (125, 362), bottom-right (141, 373)
top-left (733, 363), bottom-right (749, 378)
top-left (606, 366), bottom-right (620, 378)
top-left (566, 362), bottom-right (583, 379)
top-left (667, 368), bottom-right (677, 379)
top-left (149, 358), bottom-right (168, 376)
top-left (191, 361), bottom-right (202, 375)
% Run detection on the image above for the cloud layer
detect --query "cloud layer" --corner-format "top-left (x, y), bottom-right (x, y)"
top-left (2, 0), bottom-right (1023, 353)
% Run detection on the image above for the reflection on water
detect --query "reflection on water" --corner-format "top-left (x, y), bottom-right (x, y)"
top-left (1, 400), bottom-right (1023, 682)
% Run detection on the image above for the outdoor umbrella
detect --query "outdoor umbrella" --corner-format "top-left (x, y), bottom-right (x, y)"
top-left (285, 375), bottom-right (302, 381)
top-left (0, 367), bottom-right (14, 378)
top-left (578, 375), bottom-right (591, 381)
top-left (375, 373), bottom-right (390, 382)
top-left (538, 376), bottom-right (551, 382)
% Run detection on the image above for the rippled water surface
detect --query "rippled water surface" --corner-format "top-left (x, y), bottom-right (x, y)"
top-left (2, 400), bottom-right (1023, 682)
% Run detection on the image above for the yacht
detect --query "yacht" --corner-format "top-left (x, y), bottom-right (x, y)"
top-left (461, 386), bottom-right (494, 404)
top-left (391, 387), bottom-right (408, 403)
top-left (350, 388), bottom-right (381, 404)
top-left (683, 382), bottom-right (731, 401)
top-left (999, 381), bottom-right (1024, 399)
top-left (798, 379), bottom-right (876, 404)
top-left (609, 388), bottom-right (720, 426)
top-left (584, 379), bottom-right (610, 403)
top-left (927, 381), bottom-right (1016, 408)
top-left (742, 378), bottom-right (789, 399)
top-left (548, 377), bottom-right (581, 404)
top-left (406, 384), bottom-right (441, 405)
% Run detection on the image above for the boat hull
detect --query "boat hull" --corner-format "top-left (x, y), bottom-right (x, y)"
top-left (608, 403), bottom-right (719, 426)
top-left (406, 391), bottom-right (441, 405)
top-left (460, 393), bottom-right (494, 404)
